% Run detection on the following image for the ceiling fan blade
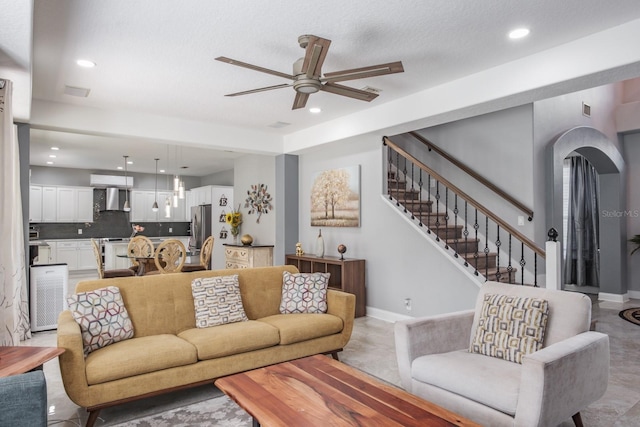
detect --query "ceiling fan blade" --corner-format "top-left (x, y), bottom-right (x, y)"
top-left (301, 36), bottom-right (331, 79)
top-left (322, 61), bottom-right (404, 83)
top-left (215, 56), bottom-right (294, 80)
top-left (292, 92), bottom-right (310, 110)
top-left (320, 82), bottom-right (379, 102)
top-left (224, 83), bottom-right (291, 97)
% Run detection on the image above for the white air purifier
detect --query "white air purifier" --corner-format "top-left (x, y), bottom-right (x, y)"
top-left (30, 263), bottom-right (69, 331)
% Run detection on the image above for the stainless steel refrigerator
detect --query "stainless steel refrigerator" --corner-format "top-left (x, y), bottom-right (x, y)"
top-left (190, 204), bottom-right (212, 250)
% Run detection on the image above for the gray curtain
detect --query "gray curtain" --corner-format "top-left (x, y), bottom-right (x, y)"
top-left (563, 156), bottom-right (600, 287)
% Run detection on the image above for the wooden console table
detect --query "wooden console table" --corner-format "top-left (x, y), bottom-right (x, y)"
top-left (224, 244), bottom-right (274, 269)
top-left (285, 254), bottom-right (366, 317)
top-left (0, 346), bottom-right (65, 377)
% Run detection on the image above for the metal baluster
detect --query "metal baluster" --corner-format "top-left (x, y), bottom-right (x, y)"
top-left (402, 157), bottom-right (408, 212)
top-left (394, 151), bottom-right (400, 206)
top-left (427, 175), bottom-right (432, 233)
top-left (463, 201), bottom-right (469, 266)
top-left (484, 217), bottom-right (489, 280)
top-left (534, 253), bottom-right (538, 287)
top-left (387, 146), bottom-right (393, 200)
top-left (434, 181), bottom-right (441, 241)
top-left (473, 209), bottom-right (479, 275)
top-left (444, 188), bottom-right (449, 250)
top-left (409, 163), bottom-right (415, 217)
top-left (495, 225), bottom-right (501, 282)
top-left (519, 243), bottom-right (526, 285)
top-left (507, 234), bottom-right (513, 284)
top-left (418, 169), bottom-right (423, 227)
top-left (453, 195), bottom-right (459, 257)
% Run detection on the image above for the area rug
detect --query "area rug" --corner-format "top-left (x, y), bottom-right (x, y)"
top-left (619, 307), bottom-right (640, 326)
top-left (111, 394), bottom-right (250, 426)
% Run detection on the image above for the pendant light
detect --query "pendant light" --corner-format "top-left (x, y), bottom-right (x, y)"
top-left (123, 155), bottom-right (131, 212)
top-left (164, 169), bottom-right (171, 218)
top-left (178, 166), bottom-right (186, 199)
top-left (152, 158), bottom-right (159, 212)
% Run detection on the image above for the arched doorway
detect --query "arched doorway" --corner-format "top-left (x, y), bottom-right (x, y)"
top-left (549, 126), bottom-right (627, 300)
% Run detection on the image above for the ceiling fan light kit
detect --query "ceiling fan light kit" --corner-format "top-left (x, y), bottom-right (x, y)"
top-left (216, 34), bottom-right (404, 110)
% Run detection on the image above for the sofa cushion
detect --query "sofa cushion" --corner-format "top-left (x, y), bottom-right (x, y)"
top-left (178, 320), bottom-right (280, 360)
top-left (470, 293), bottom-right (549, 364)
top-left (280, 271), bottom-right (329, 314)
top-left (412, 349), bottom-right (522, 416)
top-left (67, 286), bottom-right (134, 356)
top-left (259, 313), bottom-right (343, 345)
top-left (85, 334), bottom-right (197, 385)
top-left (191, 275), bottom-right (248, 328)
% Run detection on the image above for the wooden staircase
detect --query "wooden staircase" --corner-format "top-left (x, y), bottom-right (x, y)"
top-left (388, 171), bottom-right (518, 283)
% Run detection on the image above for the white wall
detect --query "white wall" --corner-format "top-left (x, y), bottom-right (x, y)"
top-left (233, 154), bottom-right (276, 246)
top-left (298, 134), bottom-right (479, 318)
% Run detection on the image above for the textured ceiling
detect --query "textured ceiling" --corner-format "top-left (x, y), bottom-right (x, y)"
top-left (3, 0), bottom-right (640, 175)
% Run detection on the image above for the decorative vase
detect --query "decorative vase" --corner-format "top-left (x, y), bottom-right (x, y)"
top-left (315, 229), bottom-right (325, 257)
top-left (241, 234), bottom-right (253, 246)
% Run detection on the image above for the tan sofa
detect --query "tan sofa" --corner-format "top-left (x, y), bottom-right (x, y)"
top-left (57, 265), bottom-right (355, 427)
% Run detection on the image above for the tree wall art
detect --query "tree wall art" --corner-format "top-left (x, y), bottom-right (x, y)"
top-left (310, 165), bottom-right (360, 227)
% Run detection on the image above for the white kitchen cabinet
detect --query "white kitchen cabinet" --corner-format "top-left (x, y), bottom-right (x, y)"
top-left (57, 187), bottom-right (94, 222)
top-left (131, 190), bottom-right (159, 222)
top-left (54, 240), bottom-right (96, 271)
top-left (42, 186), bottom-right (57, 222)
top-left (29, 185), bottom-right (43, 222)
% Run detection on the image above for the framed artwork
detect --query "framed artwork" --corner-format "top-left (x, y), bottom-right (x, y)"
top-left (310, 165), bottom-right (360, 227)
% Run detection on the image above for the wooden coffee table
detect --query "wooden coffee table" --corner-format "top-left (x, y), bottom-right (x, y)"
top-left (0, 346), bottom-right (65, 377)
top-left (215, 354), bottom-right (480, 427)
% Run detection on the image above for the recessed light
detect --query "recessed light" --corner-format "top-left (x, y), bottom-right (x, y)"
top-left (76, 59), bottom-right (96, 68)
top-left (46, 161), bottom-right (53, 165)
top-left (49, 154), bottom-right (56, 158)
top-left (160, 169), bottom-right (165, 173)
top-left (117, 166), bottom-right (123, 170)
top-left (509, 28), bottom-right (530, 39)
top-left (51, 146), bottom-right (59, 150)
top-left (127, 161), bottom-right (133, 165)
top-left (309, 107), bottom-right (322, 114)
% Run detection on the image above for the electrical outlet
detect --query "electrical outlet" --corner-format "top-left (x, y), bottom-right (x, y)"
top-left (517, 216), bottom-right (525, 226)
top-left (404, 297), bottom-right (412, 311)
top-left (77, 229), bottom-right (82, 235)
top-left (169, 227), bottom-right (173, 233)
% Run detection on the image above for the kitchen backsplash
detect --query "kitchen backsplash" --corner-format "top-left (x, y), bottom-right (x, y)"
top-left (32, 189), bottom-right (189, 240)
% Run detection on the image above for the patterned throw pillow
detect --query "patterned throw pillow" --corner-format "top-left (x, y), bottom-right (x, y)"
top-left (280, 271), bottom-right (330, 314)
top-left (67, 286), bottom-right (134, 357)
top-left (192, 275), bottom-right (248, 328)
top-left (470, 293), bottom-right (549, 364)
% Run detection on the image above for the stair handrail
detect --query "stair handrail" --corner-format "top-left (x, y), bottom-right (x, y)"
top-left (408, 131), bottom-right (534, 221)
top-left (383, 136), bottom-right (545, 258)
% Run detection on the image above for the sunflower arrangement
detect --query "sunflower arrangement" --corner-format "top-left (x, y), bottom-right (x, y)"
top-left (225, 205), bottom-right (243, 238)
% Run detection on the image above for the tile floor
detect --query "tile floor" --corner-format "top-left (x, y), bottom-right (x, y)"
top-left (21, 286), bottom-right (640, 426)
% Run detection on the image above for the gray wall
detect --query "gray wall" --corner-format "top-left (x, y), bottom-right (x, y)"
top-left (200, 169), bottom-right (234, 186)
top-left (624, 132), bottom-right (640, 293)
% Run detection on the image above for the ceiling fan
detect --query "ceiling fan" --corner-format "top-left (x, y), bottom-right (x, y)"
top-left (215, 34), bottom-right (404, 110)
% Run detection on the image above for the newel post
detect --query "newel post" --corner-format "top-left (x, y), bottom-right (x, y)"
top-left (545, 228), bottom-right (562, 290)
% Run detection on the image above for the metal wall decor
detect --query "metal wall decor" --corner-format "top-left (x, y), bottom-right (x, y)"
top-left (219, 210), bottom-right (227, 222)
top-left (219, 194), bottom-right (228, 206)
top-left (219, 226), bottom-right (228, 239)
top-left (244, 183), bottom-right (273, 224)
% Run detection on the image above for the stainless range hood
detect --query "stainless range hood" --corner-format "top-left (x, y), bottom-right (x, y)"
top-left (105, 188), bottom-right (121, 211)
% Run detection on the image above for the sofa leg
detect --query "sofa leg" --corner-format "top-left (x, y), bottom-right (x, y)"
top-left (86, 409), bottom-right (101, 427)
top-left (572, 412), bottom-right (584, 427)
top-left (331, 351), bottom-right (340, 361)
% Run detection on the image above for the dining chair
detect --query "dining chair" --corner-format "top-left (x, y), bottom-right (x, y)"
top-left (152, 239), bottom-right (187, 274)
top-left (182, 235), bottom-right (214, 272)
top-left (127, 235), bottom-right (155, 274)
top-left (91, 238), bottom-right (134, 279)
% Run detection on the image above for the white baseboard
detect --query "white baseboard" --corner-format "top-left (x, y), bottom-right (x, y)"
top-left (365, 306), bottom-right (413, 323)
top-left (628, 290), bottom-right (640, 300)
top-left (598, 292), bottom-right (630, 303)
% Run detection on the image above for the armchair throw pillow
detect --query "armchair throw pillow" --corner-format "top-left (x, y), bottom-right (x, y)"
top-left (280, 271), bottom-right (329, 314)
top-left (67, 286), bottom-right (134, 357)
top-left (470, 293), bottom-right (549, 364)
top-left (192, 275), bottom-right (248, 328)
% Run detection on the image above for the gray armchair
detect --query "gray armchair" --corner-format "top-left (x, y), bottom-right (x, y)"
top-left (0, 370), bottom-right (47, 427)
top-left (395, 281), bottom-right (609, 427)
